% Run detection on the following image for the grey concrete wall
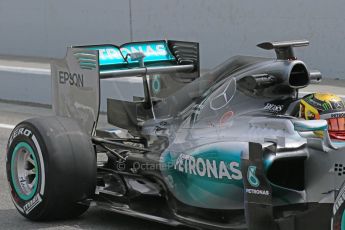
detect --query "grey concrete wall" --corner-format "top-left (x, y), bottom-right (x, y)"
top-left (0, 0), bottom-right (131, 57)
top-left (0, 0), bottom-right (345, 78)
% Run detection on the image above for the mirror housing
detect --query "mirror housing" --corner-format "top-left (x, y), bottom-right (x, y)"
top-left (293, 119), bottom-right (328, 132)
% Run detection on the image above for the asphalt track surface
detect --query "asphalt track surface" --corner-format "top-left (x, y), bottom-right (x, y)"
top-left (0, 102), bottom-right (186, 230)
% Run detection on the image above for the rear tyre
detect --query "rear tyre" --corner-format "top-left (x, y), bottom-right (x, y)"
top-left (6, 116), bottom-right (96, 220)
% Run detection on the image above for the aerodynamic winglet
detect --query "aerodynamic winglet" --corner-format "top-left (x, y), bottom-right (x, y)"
top-left (257, 40), bottom-right (309, 60)
top-left (257, 40), bottom-right (309, 50)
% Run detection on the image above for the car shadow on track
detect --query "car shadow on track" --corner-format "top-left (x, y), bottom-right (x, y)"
top-left (0, 207), bottom-right (193, 230)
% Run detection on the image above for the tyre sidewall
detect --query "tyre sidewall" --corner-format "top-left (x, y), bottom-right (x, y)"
top-left (332, 183), bottom-right (345, 230)
top-left (6, 123), bottom-right (47, 219)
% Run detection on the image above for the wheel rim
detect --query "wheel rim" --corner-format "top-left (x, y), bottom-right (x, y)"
top-left (11, 142), bottom-right (39, 201)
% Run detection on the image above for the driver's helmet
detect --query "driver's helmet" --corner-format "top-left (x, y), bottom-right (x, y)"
top-left (300, 93), bottom-right (345, 140)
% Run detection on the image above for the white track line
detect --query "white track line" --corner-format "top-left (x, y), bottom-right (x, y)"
top-left (0, 123), bottom-right (15, 130)
top-left (0, 65), bottom-right (50, 75)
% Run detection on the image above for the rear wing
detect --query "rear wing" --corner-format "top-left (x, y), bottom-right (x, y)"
top-left (78, 40), bottom-right (199, 78)
top-left (51, 40), bottom-right (199, 135)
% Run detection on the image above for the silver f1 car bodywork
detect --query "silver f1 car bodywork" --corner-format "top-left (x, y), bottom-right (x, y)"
top-left (38, 40), bottom-right (345, 229)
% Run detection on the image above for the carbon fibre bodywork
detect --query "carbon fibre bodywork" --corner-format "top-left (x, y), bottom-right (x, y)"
top-left (50, 40), bottom-right (345, 229)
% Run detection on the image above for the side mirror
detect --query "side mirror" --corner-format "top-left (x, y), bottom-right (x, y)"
top-left (293, 119), bottom-right (343, 150)
top-left (293, 119), bottom-right (328, 132)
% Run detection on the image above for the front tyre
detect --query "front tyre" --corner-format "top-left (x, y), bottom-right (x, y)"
top-left (332, 182), bottom-right (345, 230)
top-left (6, 116), bottom-right (96, 220)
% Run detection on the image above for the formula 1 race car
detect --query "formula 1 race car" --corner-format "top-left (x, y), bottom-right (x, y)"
top-left (6, 39), bottom-right (345, 230)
